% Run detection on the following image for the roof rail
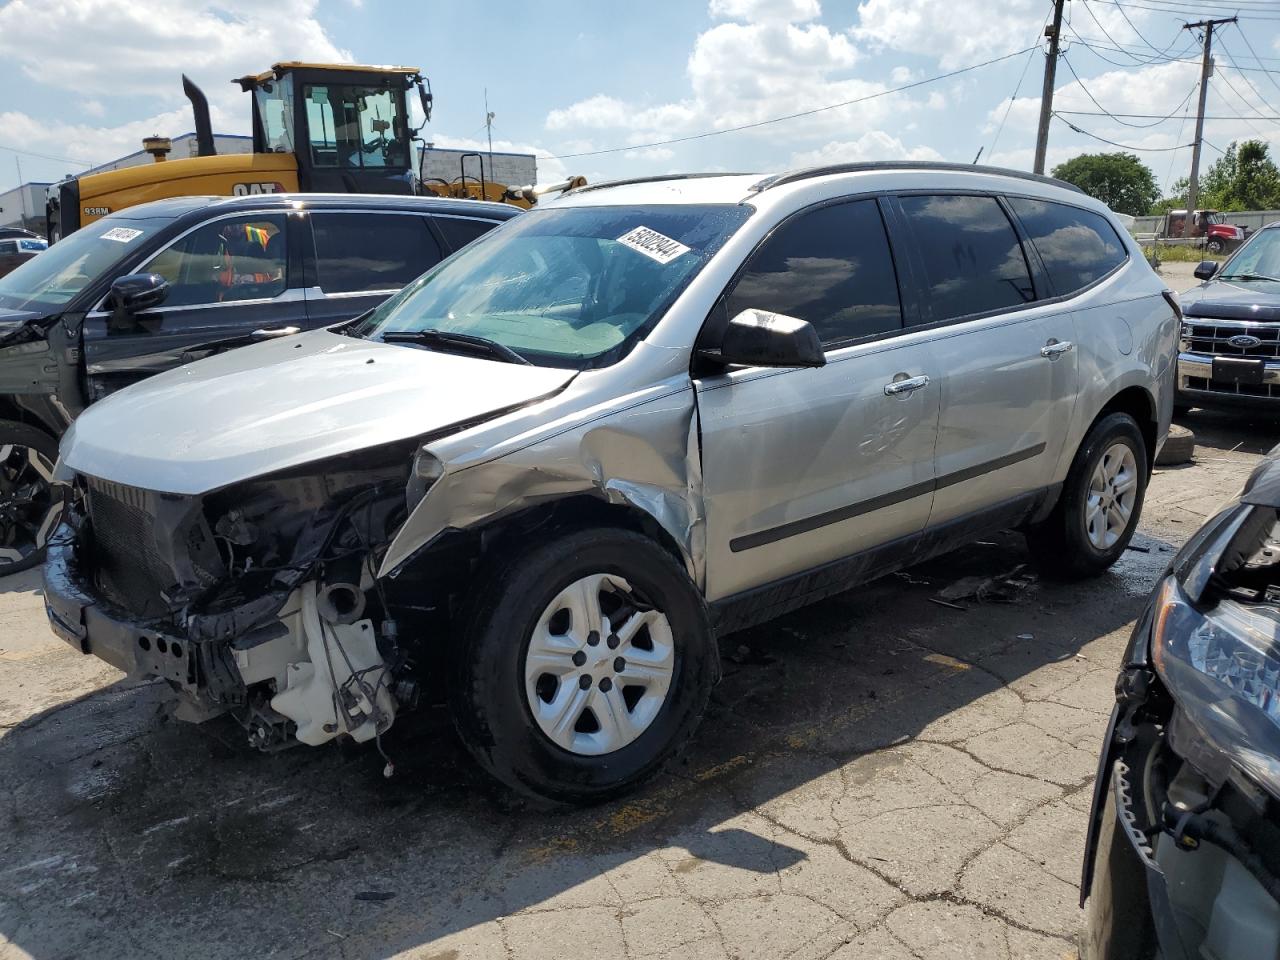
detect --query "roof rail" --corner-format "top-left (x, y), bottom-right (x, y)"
top-left (751, 161), bottom-right (1084, 195)
top-left (570, 172), bottom-right (758, 194)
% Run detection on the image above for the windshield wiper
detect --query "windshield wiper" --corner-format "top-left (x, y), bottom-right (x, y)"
top-left (1220, 273), bottom-right (1280, 283)
top-left (380, 329), bottom-right (532, 365)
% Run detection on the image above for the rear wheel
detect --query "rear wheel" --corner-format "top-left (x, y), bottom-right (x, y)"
top-left (1027, 413), bottom-right (1148, 579)
top-left (450, 527), bottom-right (717, 804)
top-left (0, 420), bottom-right (64, 577)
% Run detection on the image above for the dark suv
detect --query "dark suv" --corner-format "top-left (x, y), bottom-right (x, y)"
top-left (0, 193), bottom-right (517, 574)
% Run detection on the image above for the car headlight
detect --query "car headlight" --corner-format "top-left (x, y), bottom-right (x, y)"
top-left (1153, 505), bottom-right (1280, 796)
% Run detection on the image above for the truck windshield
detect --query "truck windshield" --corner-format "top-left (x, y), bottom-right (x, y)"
top-left (0, 217), bottom-right (171, 312)
top-left (354, 203), bottom-right (754, 369)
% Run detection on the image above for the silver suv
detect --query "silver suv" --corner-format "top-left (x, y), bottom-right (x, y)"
top-left (45, 163), bottom-right (1177, 803)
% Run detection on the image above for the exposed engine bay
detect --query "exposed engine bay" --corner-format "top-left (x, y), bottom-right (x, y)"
top-left (46, 441), bottom-right (421, 757)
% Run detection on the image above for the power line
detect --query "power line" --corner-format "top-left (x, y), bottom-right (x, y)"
top-left (1078, 1), bottom-right (1175, 64)
top-left (1101, 0), bottom-right (1185, 58)
top-left (1101, 0), bottom-right (1280, 21)
top-left (1233, 20), bottom-right (1280, 99)
top-left (1059, 54), bottom-right (1199, 127)
top-left (1057, 108), bottom-right (1280, 120)
top-left (545, 45), bottom-right (1038, 160)
top-left (988, 37), bottom-right (1043, 156)
top-left (1052, 111), bottom-right (1194, 150)
top-left (0, 142), bottom-right (95, 168)
top-left (1164, 85), bottom-right (1196, 191)
top-left (1216, 40), bottom-right (1280, 130)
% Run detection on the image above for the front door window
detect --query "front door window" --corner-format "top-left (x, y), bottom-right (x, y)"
top-left (304, 84), bottom-right (407, 169)
top-left (146, 215), bottom-right (287, 307)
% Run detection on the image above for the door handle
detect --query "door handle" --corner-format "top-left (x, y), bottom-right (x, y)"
top-left (251, 326), bottom-right (301, 340)
top-left (1040, 339), bottom-right (1074, 359)
top-left (883, 374), bottom-right (931, 396)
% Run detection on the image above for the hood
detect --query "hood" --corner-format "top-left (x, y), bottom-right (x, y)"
top-left (1181, 280), bottom-right (1280, 322)
top-left (0, 306), bottom-right (51, 347)
top-left (61, 329), bottom-right (577, 495)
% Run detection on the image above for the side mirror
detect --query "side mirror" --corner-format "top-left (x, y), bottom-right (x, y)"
top-left (417, 79), bottom-right (434, 123)
top-left (1194, 260), bottom-right (1219, 281)
top-left (108, 273), bottom-right (169, 314)
top-left (703, 309), bottom-right (826, 369)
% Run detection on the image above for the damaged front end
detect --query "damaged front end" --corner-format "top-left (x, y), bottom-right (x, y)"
top-left (45, 442), bottom-right (417, 751)
top-left (1082, 496), bottom-right (1280, 960)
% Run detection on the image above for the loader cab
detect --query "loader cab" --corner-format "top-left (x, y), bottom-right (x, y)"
top-left (238, 63), bottom-right (426, 196)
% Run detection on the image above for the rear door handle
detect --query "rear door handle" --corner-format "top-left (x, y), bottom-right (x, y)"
top-left (1040, 339), bottom-right (1074, 359)
top-left (884, 374), bottom-right (930, 396)
top-left (252, 326), bottom-right (301, 340)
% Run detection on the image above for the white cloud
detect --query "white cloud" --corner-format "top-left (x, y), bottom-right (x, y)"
top-left (624, 146), bottom-right (676, 162)
top-left (789, 130), bottom-right (943, 167)
top-left (0, 0), bottom-right (350, 99)
top-left (709, 0), bottom-right (821, 23)
top-left (0, 0), bottom-right (351, 169)
top-left (544, 0), bottom-right (933, 155)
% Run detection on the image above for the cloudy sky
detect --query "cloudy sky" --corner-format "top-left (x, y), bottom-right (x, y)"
top-left (3, 0), bottom-right (1280, 195)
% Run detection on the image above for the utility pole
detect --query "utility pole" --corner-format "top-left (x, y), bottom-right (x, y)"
top-left (1183, 17), bottom-right (1235, 238)
top-left (484, 88), bottom-right (495, 181)
top-left (1033, 0), bottom-right (1066, 175)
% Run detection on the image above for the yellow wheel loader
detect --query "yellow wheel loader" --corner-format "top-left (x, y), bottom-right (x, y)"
top-left (46, 63), bottom-right (581, 241)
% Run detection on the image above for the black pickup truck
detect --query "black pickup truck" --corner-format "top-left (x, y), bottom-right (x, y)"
top-left (0, 193), bottom-right (517, 575)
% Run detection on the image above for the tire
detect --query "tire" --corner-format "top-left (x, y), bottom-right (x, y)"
top-left (450, 527), bottom-right (717, 805)
top-left (1207, 238), bottom-right (1224, 254)
top-left (0, 420), bottom-right (64, 577)
top-left (1027, 412), bottom-right (1148, 579)
top-left (1155, 423), bottom-right (1195, 466)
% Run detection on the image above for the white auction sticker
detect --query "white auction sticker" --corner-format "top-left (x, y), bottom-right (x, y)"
top-left (100, 227), bottom-right (143, 243)
top-left (616, 226), bottom-right (691, 265)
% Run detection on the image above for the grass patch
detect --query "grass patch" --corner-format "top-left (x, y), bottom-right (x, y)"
top-left (1150, 243), bottom-right (1226, 263)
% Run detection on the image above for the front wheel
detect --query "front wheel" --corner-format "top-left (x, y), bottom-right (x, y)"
top-left (1207, 238), bottom-right (1224, 254)
top-left (1027, 413), bottom-right (1148, 579)
top-left (0, 420), bottom-right (65, 577)
top-left (451, 527), bottom-right (717, 804)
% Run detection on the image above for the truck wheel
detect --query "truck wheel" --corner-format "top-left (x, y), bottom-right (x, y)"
top-left (450, 527), bottom-right (717, 805)
top-left (0, 421), bottom-right (64, 577)
top-left (1207, 238), bottom-right (1224, 254)
top-left (1027, 413), bottom-right (1148, 579)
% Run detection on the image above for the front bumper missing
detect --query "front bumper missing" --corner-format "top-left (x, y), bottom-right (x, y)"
top-left (44, 521), bottom-right (212, 694)
top-left (43, 519), bottom-right (397, 743)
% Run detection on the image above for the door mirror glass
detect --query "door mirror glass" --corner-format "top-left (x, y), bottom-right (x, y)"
top-left (1194, 260), bottom-right (1219, 281)
top-left (108, 273), bottom-right (169, 314)
top-left (705, 309), bottom-right (826, 369)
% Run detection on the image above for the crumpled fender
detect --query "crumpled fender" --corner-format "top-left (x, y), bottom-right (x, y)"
top-left (378, 382), bottom-right (706, 588)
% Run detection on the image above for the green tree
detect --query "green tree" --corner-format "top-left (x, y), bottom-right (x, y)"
top-left (1199, 140), bottom-right (1280, 211)
top-left (1051, 152), bottom-right (1160, 216)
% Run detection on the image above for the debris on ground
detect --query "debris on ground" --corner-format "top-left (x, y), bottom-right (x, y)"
top-left (934, 564), bottom-right (1038, 605)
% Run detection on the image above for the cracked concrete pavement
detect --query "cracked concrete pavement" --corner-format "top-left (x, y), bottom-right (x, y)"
top-left (0, 262), bottom-right (1268, 960)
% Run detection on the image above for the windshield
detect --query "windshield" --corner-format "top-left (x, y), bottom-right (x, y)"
top-left (354, 204), bottom-right (754, 368)
top-left (1222, 228), bottom-right (1280, 280)
top-left (304, 83), bottom-right (408, 169)
top-left (0, 217), bottom-right (171, 312)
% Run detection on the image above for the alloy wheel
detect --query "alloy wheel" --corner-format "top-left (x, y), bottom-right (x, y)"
top-left (0, 443), bottom-right (61, 572)
top-left (1085, 442), bottom-right (1138, 551)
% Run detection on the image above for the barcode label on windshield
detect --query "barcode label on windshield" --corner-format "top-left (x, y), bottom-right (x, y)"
top-left (616, 226), bottom-right (691, 265)
top-left (100, 227), bottom-right (142, 243)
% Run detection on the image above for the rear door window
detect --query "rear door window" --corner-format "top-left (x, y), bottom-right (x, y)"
top-left (433, 215), bottom-right (501, 252)
top-left (898, 194), bottom-right (1035, 324)
top-left (725, 198), bottom-right (903, 347)
top-left (312, 212), bottom-right (443, 293)
top-left (1006, 197), bottom-right (1127, 296)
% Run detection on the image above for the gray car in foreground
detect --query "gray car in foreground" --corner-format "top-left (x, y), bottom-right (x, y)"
top-left (45, 163), bottom-right (1177, 803)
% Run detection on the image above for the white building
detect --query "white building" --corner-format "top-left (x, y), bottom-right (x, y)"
top-left (0, 182), bottom-right (52, 233)
top-left (81, 132), bottom-right (252, 176)
top-left (419, 146), bottom-right (537, 189)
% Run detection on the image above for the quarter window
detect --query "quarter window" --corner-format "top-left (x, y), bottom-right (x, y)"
top-left (433, 216), bottom-right (500, 252)
top-left (146, 215), bottom-right (287, 307)
top-left (1007, 197), bottom-right (1127, 296)
top-left (898, 194), bottom-right (1035, 323)
top-left (725, 199), bottom-right (903, 346)
top-left (312, 213), bottom-right (442, 293)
